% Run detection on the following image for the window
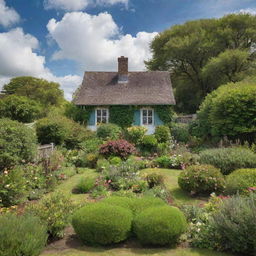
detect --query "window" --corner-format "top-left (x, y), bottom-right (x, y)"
top-left (96, 108), bottom-right (109, 124)
top-left (141, 108), bottom-right (154, 125)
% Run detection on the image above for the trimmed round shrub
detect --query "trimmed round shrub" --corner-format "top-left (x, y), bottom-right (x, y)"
top-left (155, 125), bottom-right (171, 143)
top-left (0, 213), bottom-right (47, 256)
top-left (225, 168), bottom-right (256, 195)
top-left (99, 139), bottom-right (136, 159)
top-left (133, 206), bottom-right (187, 245)
top-left (0, 95), bottom-right (42, 123)
top-left (96, 123), bottom-right (122, 140)
top-left (140, 135), bottom-right (157, 153)
top-left (178, 164), bottom-right (225, 195)
top-left (109, 156), bottom-right (122, 165)
top-left (126, 126), bottom-right (147, 145)
top-left (101, 196), bottom-right (166, 215)
top-left (146, 172), bottom-right (164, 188)
top-left (0, 118), bottom-right (37, 170)
top-left (72, 203), bottom-right (132, 245)
top-left (199, 147), bottom-right (256, 175)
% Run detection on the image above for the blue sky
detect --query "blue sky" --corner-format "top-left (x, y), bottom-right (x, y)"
top-left (0, 0), bottom-right (256, 99)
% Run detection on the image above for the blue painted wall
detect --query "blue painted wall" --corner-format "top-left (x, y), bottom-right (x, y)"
top-left (154, 111), bottom-right (163, 126)
top-left (88, 109), bottom-right (95, 125)
top-left (133, 109), bottom-right (141, 125)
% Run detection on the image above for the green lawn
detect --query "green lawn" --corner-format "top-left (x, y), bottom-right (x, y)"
top-left (42, 247), bottom-right (232, 256)
top-left (140, 168), bottom-right (208, 206)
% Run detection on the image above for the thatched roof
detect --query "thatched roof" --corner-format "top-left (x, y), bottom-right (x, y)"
top-left (73, 71), bottom-right (175, 106)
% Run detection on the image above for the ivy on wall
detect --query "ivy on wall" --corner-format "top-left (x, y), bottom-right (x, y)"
top-left (154, 105), bottom-right (174, 124)
top-left (109, 105), bottom-right (135, 128)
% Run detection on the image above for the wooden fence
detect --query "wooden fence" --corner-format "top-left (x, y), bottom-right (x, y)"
top-left (37, 143), bottom-right (55, 159)
top-left (176, 114), bottom-right (197, 124)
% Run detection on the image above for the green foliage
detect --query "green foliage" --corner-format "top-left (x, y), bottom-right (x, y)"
top-left (154, 155), bottom-right (182, 169)
top-left (96, 158), bottom-right (110, 172)
top-left (134, 206), bottom-right (187, 245)
top-left (109, 105), bottom-right (135, 128)
top-left (0, 118), bottom-right (37, 170)
top-left (64, 103), bottom-right (92, 125)
top-left (126, 126), bottom-right (147, 145)
top-left (140, 135), bottom-right (157, 153)
top-left (155, 105), bottom-right (174, 124)
top-left (178, 165), bottom-right (225, 195)
top-left (72, 203), bottom-right (133, 245)
top-left (109, 156), bottom-right (122, 165)
top-left (26, 192), bottom-right (74, 238)
top-left (171, 123), bottom-right (190, 143)
top-left (199, 147), bottom-right (256, 175)
top-left (74, 177), bottom-right (96, 193)
top-left (77, 153), bottom-right (98, 168)
top-left (145, 172), bottom-right (164, 188)
top-left (96, 123), bottom-right (122, 140)
top-left (197, 81), bottom-right (256, 141)
top-left (154, 125), bottom-right (171, 143)
top-left (0, 213), bottom-right (47, 256)
top-left (36, 115), bottom-right (90, 149)
top-left (225, 168), bottom-right (256, 195)
top-left (3, 76), bottom-right (64, 107)
top-left (146, 14), bottom-right (256, 113)
top-left (0, 95), bottom-right (42, 123)
top-left (0, 166), bottom-right (27, 207)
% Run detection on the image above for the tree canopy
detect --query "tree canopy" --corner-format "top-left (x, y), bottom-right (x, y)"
top-left (3, 76), bottom-right (65, 107)
top-left (146, 14), bottom-right (256, 113)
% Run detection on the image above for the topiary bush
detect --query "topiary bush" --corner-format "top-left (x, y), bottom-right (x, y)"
top-left (72, 203), bottom-right (133, 245)
top-left (199, 147), bottom-right (256, 175)
top-left (0, 213), bottom-right (47, 256)
top-left (99, 139), bottom-right (136, 159)
top-left (74, 177), bottom-right (96, 193)
top-left (225, 168), bottom-right (256, 195)
top-left (140, 135), bottom-right (157, 153)
top-left (154, 125), bottom-right (171, 143)
top-left (178, 164), bottom-right (225, 195)
top-left (126, 126), bottom-right (147, 145)
top-left (26, 192), bottom-right (74, 239)
top-left (96, 123), bottom-right (122, 140)
top-left (0, 118), bottom-right (37, 170)
top-left (133, 206), bottom-right (187, 245)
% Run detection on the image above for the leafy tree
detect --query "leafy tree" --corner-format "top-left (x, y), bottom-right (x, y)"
top-left (3, 76), bottom-right (65, 107)
top-left (0, 95), bottom-right (42, 123)
top-left (146, 14), bottom-right (256, 113)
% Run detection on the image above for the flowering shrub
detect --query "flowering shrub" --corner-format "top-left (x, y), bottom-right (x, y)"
top-left (178, 165), bottom-right (225, 195)
top-left (126, 126), bottom-right (147, 145)
top-left (145, 173), bottom-right (164, 188)
top-left (96, 123), bottom-right (122, 140)
top-left (99, 139), bottom-right (136, 159)
top-left (154, 125), bottom-right (171, 143)
top-left (154, 155), bottom-right (183, 169)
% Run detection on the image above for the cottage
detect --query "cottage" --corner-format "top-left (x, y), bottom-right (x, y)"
top-left (73, 56), bottom-right (175, 134)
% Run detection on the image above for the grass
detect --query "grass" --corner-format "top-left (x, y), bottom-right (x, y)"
top-left (42, 247), bottom-right (232, 256)
top-left (140, 168), bottom-right (208, 205)
top-left (51, 168), bottom-right (98, 205)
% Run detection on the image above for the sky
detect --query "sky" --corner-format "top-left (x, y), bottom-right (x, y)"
top-left (0, 0), bottom-right (256, 100)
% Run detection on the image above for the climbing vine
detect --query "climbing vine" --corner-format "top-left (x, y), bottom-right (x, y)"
top-left (154, 105), bottom-right (174, 124)
top-left (109, 105), bottom-right (135, 128)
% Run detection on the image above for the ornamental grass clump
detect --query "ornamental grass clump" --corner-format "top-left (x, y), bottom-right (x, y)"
top-left (72, 203), bottom-right (133, 245)
top-left (133, 206), bottom-right (187, 246)
top-left (99, 139), bottom-right (136, 159)
top-left (178, 164), bottom-right (225, 195)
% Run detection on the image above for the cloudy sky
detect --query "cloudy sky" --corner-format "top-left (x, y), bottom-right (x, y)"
top-left (0, 0), bottom-right (256, 100)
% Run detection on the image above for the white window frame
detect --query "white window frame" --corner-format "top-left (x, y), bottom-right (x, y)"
top-left (95, 108), bottom-right (109, 125)
top-left (140, 108), bottom-right (154, 126)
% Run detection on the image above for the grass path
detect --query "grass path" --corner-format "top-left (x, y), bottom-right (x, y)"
top-left (140, 168), bottom-right (208, 206)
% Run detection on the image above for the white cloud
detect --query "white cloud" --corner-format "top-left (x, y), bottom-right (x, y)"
top-left (238, 8), bottom-right (256, 15)
top-left (0, 0), bottom-right (20, 27)
top-left (44, 0), bottom-right (128, 11)
top-left (0, 28), bottom-right (81, 100)
top-left (47, 12), bottom-right (157, 71)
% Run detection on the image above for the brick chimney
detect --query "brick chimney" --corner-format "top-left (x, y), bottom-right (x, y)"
top-left (118, 56), bottom-right (128, 83)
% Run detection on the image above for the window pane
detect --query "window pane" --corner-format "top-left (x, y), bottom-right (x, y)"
top-left (102, 109), bottom-right (107, 116)
top-left (102, 117), bottom-right (107, 123)
top-left (143, 117), bottom-right (147, 125)
top-left (143, 110), bottom-right (147, 117)
top-left (148, 110), bottom-right (153, 117)
top-left (97, 117), bottom-right (101, 123)
top-left (97, 110), bottom-right (101, 116)
top-left (148, 117), bottom-right (153, 124)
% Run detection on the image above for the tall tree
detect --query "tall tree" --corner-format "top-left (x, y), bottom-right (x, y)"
top-left (146, 14), bottom-right (256, 113)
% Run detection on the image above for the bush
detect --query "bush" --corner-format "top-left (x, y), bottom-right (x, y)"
top-left (154, 155), bottom-right (183, 169)
top-left (83, 153), bottom-right (98, 168)
top-left (96, 158), bottom-right (110, 172)
top-left (96, 123), bottom-right (122, 140)
top-left (171, 123), bottom-right (190, 143)
top-left (109, 156), bottom-right (122, 165)
top-left (74, 177), bottom-right (96, 193)
top-left (155, 125), bottom-right (171, 143)
top-left (0, 95), bottom-right (42, 123)
top-left (140, 135), bottom-right (157, 153)
top-left (225, 168), bottom-right (256, 194)
top-left (0, 118), bottom-right (37, 170)
top-left (126, 126), bottom-right (147, 145)
top-left (72, 203), bottom-right (132, 245)
top-left (80, 137), bottom-right (104, 154)
top-left (199, 147), bottom-right (256, 175)
top-left (0, 166), bottom-right (27, 207)
top-left (0, 213), bottom-right (47, 256)
top-left (26, 192), bottom-right (74, 238)
top-left (99, 139), bottom-right (136, 159)
top-left (145, 173), bottom-right (164, 188)
top-left (134, 206), bottom-right (187, 245)
top-left (178, 165), bottom-right (225, 195)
